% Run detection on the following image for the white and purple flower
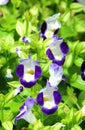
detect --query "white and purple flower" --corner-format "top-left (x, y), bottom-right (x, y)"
top-left (49, 63), bottom-right (63, 87)
top-left (81, 61), bottom-right (85, 80)
top-left (46, 37), bottom-right (69, 66)
top-left (14, 97), bottom-right (36, 124)
top-left (36, 81), bottom-right (62, 115)
top-left (40, 13), bottom-right (61, 39)
top-left (14, 86), bottom-right (23, 96)
top-left (16, 56), bottom-right (42, 88)
top-left (6, 68), bottom-right (13, 79)
top-left (22, 36), bottom-right (31, 43)
top-left (0, 0), bottom-right (9, 5)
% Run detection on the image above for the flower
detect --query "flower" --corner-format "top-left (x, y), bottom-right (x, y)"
top-left (46, 36), bottom-right (69, 66)
top-left (16, 56), bottom-right (42, 88)
top-left (81, 105), bottom-right (85, 116)
top-left (48, 63), bottom-right (63, 87)
top-left (22, 36), bottom-right (31, 43)
top-left (5, 68), bottom-right (13, 79)
top-left (0, 0), bottom-right (9, 5)
top-left (36, 81), bottom-right (62, 115)
top-left (14, 97), bottom-right (36, 124)
top-left (16, 48), bottom-right (21, 57)
top-left (14, 86), bottom-right (23, 96)
top-left (40, 13), bottom-right (61, 39)
top-left (81, 61), bottom-right (85, 80)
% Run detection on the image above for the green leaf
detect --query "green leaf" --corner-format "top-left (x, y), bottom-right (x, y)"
top-left (71, 75), bottom-right (85, 91)
top-left (16, 21), bottom-right (25, 36)
top-left (71, 125), bottom-right (82, 130)
top-left (2, 121), bottom-right (13, 130)
top-left (7, 81), bottom-right (21, 88)
top-left (70, 3), bottom-right (83, 13)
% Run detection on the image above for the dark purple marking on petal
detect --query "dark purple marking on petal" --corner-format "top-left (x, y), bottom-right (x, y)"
top-left (53, 57), bottom-right (65, 66)
top-left (14, 110), bottom-right (26, 125)
top-left (36, 92), bottom-right (44, 106)
top-left (53, 91), bottom-right (62, 105)
top-left (54, 29), bottom-right (59, 35)
top-left (81, 71), bottom-right (85, 81)
top-left (60, 42), bottom-right (69, 55)
top-left (16, 64), bottom-right (24, 78)
top-left (81, 61), bottom-right (85, 71)
top-left (41, 21), bottom-right (47, 34)
top-left (20, 79), bottom-right (36, 88)
top-left (42, 106), bottom-right (58, 115)
top-left (35, 65), bottom-right (42, 79)
top-left (40, 33), bottom-right (47, 40)
top-left (46, 49), bottom-right (55, 60)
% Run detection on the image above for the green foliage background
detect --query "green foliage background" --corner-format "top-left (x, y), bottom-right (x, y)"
top-left (0, 0), bottom-right (85, 130)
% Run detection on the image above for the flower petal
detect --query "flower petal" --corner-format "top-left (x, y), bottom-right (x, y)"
top-left (46, 48), bottom-right (55, 60)
top-left (53, 91), bottom-right (62, 104)
top-left (35, 65), bottom-right (42, 79)
top-left (60, 42), bottom-right (69, 55)
top-left (16, 64), bottom-right (24, 78)
top-left (42, 105), bottom-right (58, 115)
top-left (36, 92), bottom-right (44, 106)
top-left (20, 79), bottom-right (36, 88)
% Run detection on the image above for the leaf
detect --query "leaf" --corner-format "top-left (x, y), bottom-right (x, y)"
top-left (70, 3), bottom-right (83, 13)
top-left (16, 21), bottom-right (25, 36)
top-left (2, 121), bottom-right (13, 130)
top-left (7, 81), bottom-right (21, 88)
top-left (70, 75), bottom-right (85, 91)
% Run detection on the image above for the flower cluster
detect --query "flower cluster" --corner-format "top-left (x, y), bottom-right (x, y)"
top-left (14, 14), bottom-right (69, 124)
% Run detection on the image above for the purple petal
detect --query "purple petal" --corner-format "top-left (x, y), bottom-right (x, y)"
top-left (36, 92), bottom-right (44, 106)
top-left (53, 57), bottom-right (65, 66)
top-left (35, 66), bottom-right (42, 79)
top-left (14, 86), bottom-right (23, 96)
top-left (22, 36), bottom-right (31, 43)
top-left (14, 110), bottom-right (26, 125)
top-left (16, 64), bottom-right (24, 78)
top-left (54, 29), bottom-right (59, 35)
top-left (81, 71), bottom-right (85, 80)
top-left (53, 91), bottom-right (62, 104)
top-left (41, 21), bottom-right (47, 34)
top-left (46, 49), bottom-right (55, 60)
top-left (42, 106), bottom-right (58, 115)
top-left (81, 61), bottom-right (85, 71)
top-left (20, 79), bottom-right (36, 88)
top-left (60, 42), bottom-right (69, 55)
top-left (0, 0), bottom-right (9, 5)
top-left (25, 97), bottom-right (35, 108)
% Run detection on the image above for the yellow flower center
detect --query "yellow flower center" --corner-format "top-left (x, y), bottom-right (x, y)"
top-left (43, 97), bottom-right (49, 101)
top-left (27, 69), bottom-right (34, 75)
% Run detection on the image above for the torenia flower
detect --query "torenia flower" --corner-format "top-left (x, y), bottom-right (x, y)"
top-left (81, 61), bottom-right (85, 80)
top-left (46, 36), bottom-right (69, 66)
top-left (16, 56), bottom-right (42, 88)
top-left (6, 68), bottom-right (13, 79)
top-left (0, 0), bottom-right (9, 5)
top-left (49, 63), bottom-right (63, 87)
top-left (14, 97), bottom-right (36, 124)
top-left (36, 81), bottom-right (62, 115)
top-left (14, 86), bottom-right (23, 96)
top-left (40, 13), bottom-right (61, 39)
top-left (22, 36), bottom-right (31, 43)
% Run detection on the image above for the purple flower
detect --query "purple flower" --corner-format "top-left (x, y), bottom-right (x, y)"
top-left (14, 97), bottom-right (36, 124)
top-left (36, 81), bottom-right (62, 115)
top-left (74, 0), bottom-right (85, 5)
top-left (0, 0), bottom-right (9, 5)
top-left (81, 61), bottom-right (85, 80)
top-left (48, 63), bottom-right (63, 87)
top-left (46, 36), bottom-right (69, 66)
top-left (40, 13), bottom-right (61, 39)
top-left (22, 36), bottom-right (31, 43)
top-left (16, 56), bottom-right (42, 88)
top-left (14, 86), bottom-right (23, 96)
